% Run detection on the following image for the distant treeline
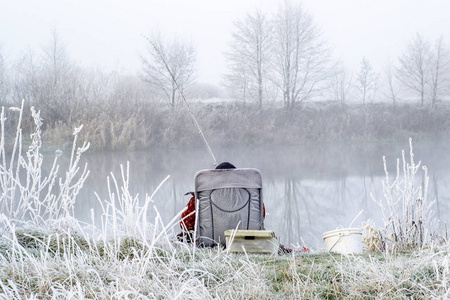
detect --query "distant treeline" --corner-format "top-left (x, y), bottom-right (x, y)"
top-left (1, 71), bottom-right (447, 151)
top-left (1, 29), bottom-right (449, 152)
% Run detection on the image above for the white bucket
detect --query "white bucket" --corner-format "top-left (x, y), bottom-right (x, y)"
top-left (323, 228), bottom-right (363, 254)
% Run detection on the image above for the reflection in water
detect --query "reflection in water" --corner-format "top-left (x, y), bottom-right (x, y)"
top-left (46, 142), bottom-right (450, 249)
top-left (264, 176), bottom-right (383, 248)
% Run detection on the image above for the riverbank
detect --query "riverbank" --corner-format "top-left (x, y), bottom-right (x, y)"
top-left (36, 101), bottom-right (450, 152)
top-left (1, 227), bottom-right (448, 298)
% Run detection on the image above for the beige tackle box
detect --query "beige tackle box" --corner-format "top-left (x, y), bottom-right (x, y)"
top-left (224, 230), bottom-right (279, 254)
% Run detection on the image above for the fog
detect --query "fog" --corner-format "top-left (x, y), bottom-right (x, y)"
top-left (2, 0), bottom-right (450, 85)
top-left (2, 0), bottom-right (450, 248)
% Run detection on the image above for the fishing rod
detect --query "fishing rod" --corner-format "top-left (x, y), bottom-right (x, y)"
top-left (142, 35), bottom-right (218, 167)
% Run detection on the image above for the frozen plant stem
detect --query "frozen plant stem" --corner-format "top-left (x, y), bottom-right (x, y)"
top-left (0, 103), bottom-right (90, 229)
top-left (372, 138), bottom-right (436, 250)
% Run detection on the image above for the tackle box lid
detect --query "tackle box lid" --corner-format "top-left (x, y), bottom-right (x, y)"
top-left (224, 230), bottom-right (275, 238)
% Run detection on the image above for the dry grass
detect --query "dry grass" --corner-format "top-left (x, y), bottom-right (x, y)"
top-left (1, 227), bottom-right (449, 299)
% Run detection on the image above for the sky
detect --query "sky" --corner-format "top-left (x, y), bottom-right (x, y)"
top-left (1, 0), bottom-right (449, 85)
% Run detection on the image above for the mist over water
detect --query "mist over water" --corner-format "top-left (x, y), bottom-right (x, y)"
top-left (64, 140), bottom-right (450, 248)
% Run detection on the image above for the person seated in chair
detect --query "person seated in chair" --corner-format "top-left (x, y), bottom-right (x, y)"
top-left (178, 162), bottom-right (265, 243)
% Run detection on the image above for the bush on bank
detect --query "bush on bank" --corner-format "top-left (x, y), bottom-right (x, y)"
top-left (38, 101), bottom-right (450, 152)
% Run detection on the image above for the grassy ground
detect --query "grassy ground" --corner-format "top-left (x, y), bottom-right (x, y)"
top-left (1, 227), bottom-right (449, 299)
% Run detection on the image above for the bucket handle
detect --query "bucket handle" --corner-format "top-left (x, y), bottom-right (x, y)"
top-left (326, 231), bottom-right (350, 252)
top-left (327, 236), bottom-right (342, 252)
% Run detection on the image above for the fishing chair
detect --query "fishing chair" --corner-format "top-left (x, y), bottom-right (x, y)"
top-left (194, 168), bottom-right (264, 247)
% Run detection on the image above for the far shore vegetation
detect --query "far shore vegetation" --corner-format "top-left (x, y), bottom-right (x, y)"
top-left (3, 101), bottom-right (450, 153)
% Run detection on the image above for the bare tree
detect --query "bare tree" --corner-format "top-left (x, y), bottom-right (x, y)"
top-left (224, 9), bottom-right (272, 108)
top-left (397, 33), bottom-right (432, 106)
top-left (12, 30), bottom-right (82, 126)
top-left (272, 1), bottom-right (331, 109)
top-left (332, 64), bottom-right (354, 104)
top-left (40, 29), bottom-right (79, 125)
top-left (356, 57), bottom-right (379, 104)
top-left (42, 29), bottom-right (72, 86)
top-left (141, 32), bottom-right (196, 109)
top-left (430, 36), bottom-right (450, 107)
top-left (382, 58), bottom-right (399, 105)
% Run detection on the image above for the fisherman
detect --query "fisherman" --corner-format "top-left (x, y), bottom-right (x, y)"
top-left (178, 162), bottom-right (265, 242)
top-left (177, 162), bottom-right (308, 254)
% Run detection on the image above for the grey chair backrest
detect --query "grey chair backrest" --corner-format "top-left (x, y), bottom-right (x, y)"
top-left (194, 168), bottom-right (264, 247)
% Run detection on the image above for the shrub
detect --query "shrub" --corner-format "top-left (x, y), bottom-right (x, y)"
top-left (372, 138), bottom-right (438, 251)
top-left (0, 101), bottom-right (89, 229)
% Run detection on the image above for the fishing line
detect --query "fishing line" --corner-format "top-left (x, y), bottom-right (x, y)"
top-left (142, 35), bottom-right (218, 167)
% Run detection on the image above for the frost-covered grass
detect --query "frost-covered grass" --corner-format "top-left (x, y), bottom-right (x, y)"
top-left (1, 103), bottom-right (449, 299)
top-left (1, 228), bottom-right (450, 298)
top-left (0, 226), bottom-right (271, 298)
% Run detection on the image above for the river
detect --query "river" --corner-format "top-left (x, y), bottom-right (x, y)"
top-left (66, 139), bottom-right (450, 249)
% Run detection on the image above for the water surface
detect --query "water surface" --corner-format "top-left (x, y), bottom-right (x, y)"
top-left (67, 140), bottom-right (450, 248)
